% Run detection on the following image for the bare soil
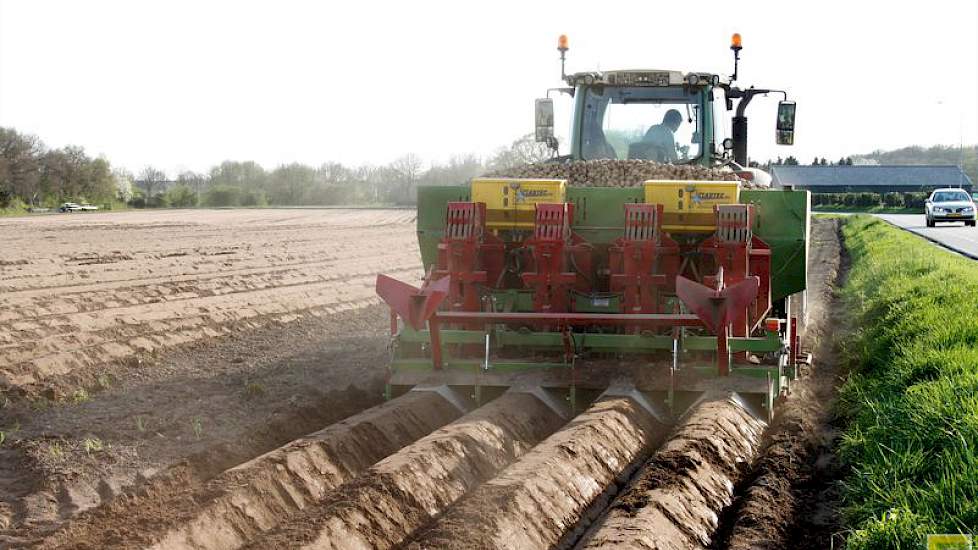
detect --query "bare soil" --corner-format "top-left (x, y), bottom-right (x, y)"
top-left (713, 217), bottom-right (847, 550)
top-left (0, 209), bottom-right (421, 548)
top-left (0, 208), bottom-right (420, 396)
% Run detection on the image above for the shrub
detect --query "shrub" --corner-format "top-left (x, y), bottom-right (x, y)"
top-left (165, 185), bottom-right (198, 208)
top-left (203, 185), bottom-right (241, 207)
top-left (882, 192), bottom-right (904, 207)
top-left (902, 192), bottom-right (927, 209)
top-left (812, 192), bottom-right (925, 210)
top-left (146, 193), bottom-right (169, 208)
top-left (826, 193), bottom-right (846, 206)
top-left (0, 197), bottom-right (27, 214)
top-left (855, 192), bottom-right (879, 207)
top-left (238, 189), bottom-right (267, 207)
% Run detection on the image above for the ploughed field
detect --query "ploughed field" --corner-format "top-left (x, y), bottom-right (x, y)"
top-left (0, 208), bottom-right (421, 546)
top-left (0, 208), bottom-right (421, 395)
top-left (0, 210), bottom-right (844, 550)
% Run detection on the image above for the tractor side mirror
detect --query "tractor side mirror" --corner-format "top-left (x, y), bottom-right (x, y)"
top-left (535, 98), bottom-right (555, 143)
top-left (776, 101), bottom-right (796, 145)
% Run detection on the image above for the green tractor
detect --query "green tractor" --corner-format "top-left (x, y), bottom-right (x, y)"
top-left (534, 33), bottom-right (797, 172)
top-left (376, 34), bottom-right (809, 422)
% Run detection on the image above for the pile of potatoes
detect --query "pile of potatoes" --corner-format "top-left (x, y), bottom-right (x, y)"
top-left (485, 159), bottom-right (756, 188)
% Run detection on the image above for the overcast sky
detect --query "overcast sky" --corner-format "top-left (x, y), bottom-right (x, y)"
top-left (1, 0), bottom-right (976, 175)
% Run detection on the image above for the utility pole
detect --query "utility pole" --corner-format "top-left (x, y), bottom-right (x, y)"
top-left (959, 116), bottom-right (965, 189)
top-left (938, 99), bottom-right (966, 189)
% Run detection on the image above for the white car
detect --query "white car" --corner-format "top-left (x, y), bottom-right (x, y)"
top-left (59, 202), bottom-right (99, 213)
top-left (925, 189), bottom-right (976, 227)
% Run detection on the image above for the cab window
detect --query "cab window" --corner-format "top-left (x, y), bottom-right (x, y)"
top-left (581, 86), bottom-right (703, 163)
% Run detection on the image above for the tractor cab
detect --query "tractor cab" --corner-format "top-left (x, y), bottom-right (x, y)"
top-left (567, 70), bottom-right (715, 165)
top-left (534, 34), bottom-right (797, 169)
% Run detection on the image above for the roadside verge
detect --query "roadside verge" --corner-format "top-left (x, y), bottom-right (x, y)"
top-left (837, 215), bottom-right (978, 548)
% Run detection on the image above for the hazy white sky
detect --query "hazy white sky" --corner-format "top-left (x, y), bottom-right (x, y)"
top-left (1, 0), bottom-right (976, 175)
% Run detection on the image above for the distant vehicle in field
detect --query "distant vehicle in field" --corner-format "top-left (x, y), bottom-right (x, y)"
top-left (925, 188), bottom-right (976, 227)
top-left (59, 202), bottom-right (99, 213)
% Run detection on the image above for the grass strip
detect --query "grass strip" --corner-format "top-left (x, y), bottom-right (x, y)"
top-left (839, 215), bottom-right (978, 549)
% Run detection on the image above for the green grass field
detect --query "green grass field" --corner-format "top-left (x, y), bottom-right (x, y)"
top-left (839, 215), bottom-right (978, 549)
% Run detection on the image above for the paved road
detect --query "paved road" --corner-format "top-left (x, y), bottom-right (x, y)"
top-left (875, 213), bottom-right (978, 260)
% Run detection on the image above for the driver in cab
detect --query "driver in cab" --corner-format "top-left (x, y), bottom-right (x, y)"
top-left (631, 109), bottom-right (683, 162)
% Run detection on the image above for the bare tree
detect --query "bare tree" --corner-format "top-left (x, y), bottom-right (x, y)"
top-left (486, 134), bottom-right (552, 172)
top-left (391, 154), bottom-right (424, 204)
top-left (176, 171), bottom-right (206, 199)
top-left (425, 154), bottom-right (484, 186)
top-left (320, 162), bottom-right (351, 184)
top-left (138, 166), bottom-right (167, 198)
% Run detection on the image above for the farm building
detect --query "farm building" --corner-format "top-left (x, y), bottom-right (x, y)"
top-left (770, 165), bottom-right (973, 193)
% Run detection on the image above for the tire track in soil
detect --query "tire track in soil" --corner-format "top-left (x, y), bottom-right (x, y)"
top-left (3, 265), bottom-right (417, 393)
top-left (711, 217), bottom-right (847, 550)
top-left (0, 209), bottom-right (422, 396)
top-left (577, 395), bottom-right (767, 550)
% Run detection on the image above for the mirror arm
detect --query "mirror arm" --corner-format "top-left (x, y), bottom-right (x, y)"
top-left (546, 87), bottom-right (574, 98)
top-left (730, 87), bottom-right (786, 117)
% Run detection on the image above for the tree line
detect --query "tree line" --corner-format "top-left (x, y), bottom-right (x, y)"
top-left (852, 144), bottom-right (977, 183)
top-left (4, 124), bottom-right (975, 211)
top-left (0, 125), bottom-right (550, 211)
top-left (0, 127), bottom-right (120, 209)
top-left (750, 156), bottom-right (854, 168)
top-left (754, 145), bottom-right (977, 183)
